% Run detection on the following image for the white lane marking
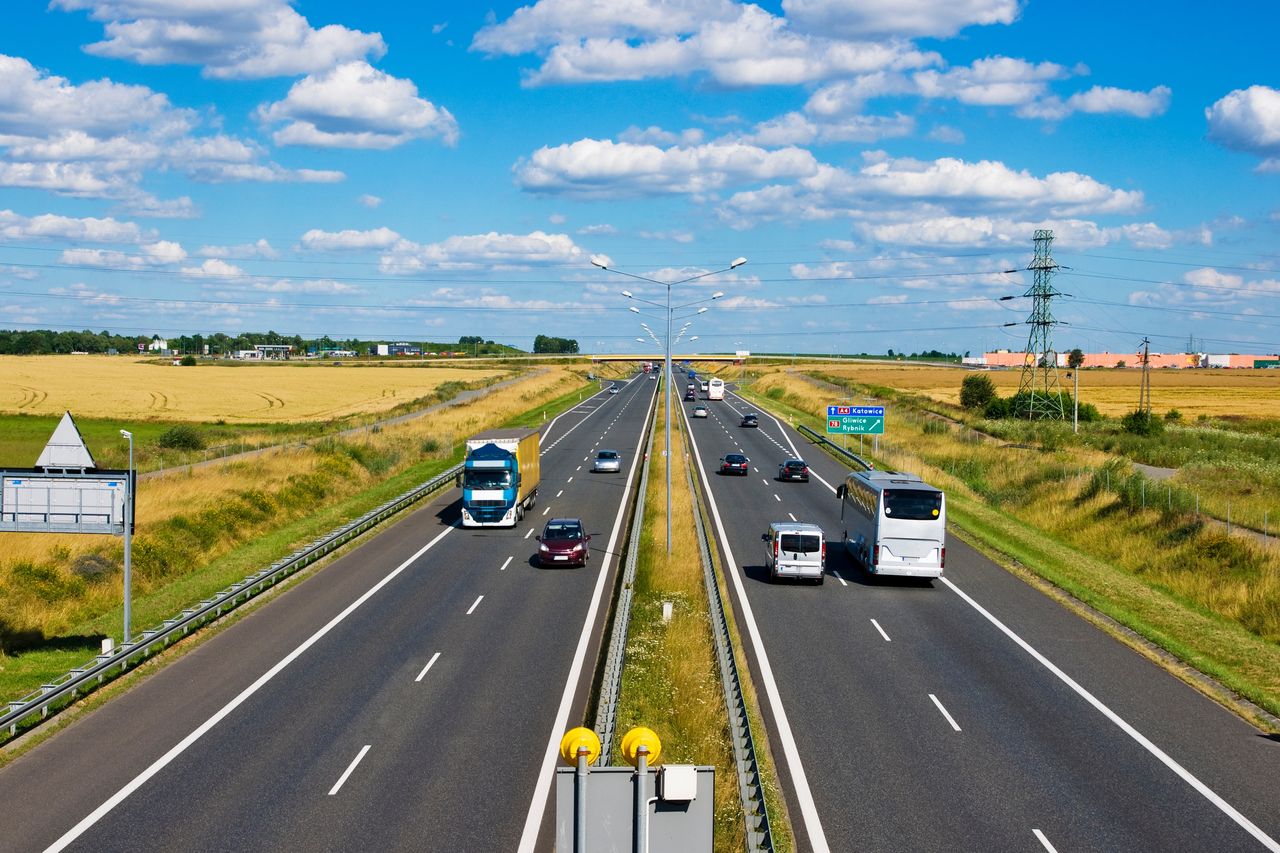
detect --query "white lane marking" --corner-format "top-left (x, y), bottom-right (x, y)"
top-left (45, 521), bottom-right (459, 852)
top-left (543, 507), bottom-right (550, 516)
top-left (680, 402), bottom-right (830, 852)
top-left (525, 528), bottom-right (535, 539)
top-left (576, 466), bottom-right (581, 471)
top-left (728, 390), bottom-right (838, 494)
top-left (774, 494), bottom-right (781, 502)
top-left (519, 378), bottom-right (658, 853)
top-left (567, 477), bottom-right (574, 483)
top-left (466, 595), bottom-right (484, 615)
top-left (930, 694), bottom-right (962, 732)
top-left (754, 467), bottom-right (760, 472)
top-left (870, 619), bottom-right (891, 642)
top-left (833, 571), bottom-right (848, 587)
top-left (556, 490), bottom-right (564, 498)
top-left (415, 652), bottom-right (442, 682)
top-left (762, 478), bottom-right (769, 485)
top-left (328, 745), bottom-right (372, 796)
top-left (788, 512), bottom-right (797, 522)
top-left (500, 556), bottom-right (513, 572)
top-left (1033, 829), bottom-right (1059, 853)
top-left (942, 576), bottom-right (1280, 851)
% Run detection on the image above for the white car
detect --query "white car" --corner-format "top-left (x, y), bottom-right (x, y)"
top-left (692, 405), bottom-right (709, 418)
top-left (593, 449), bottom-right (622, 473)
top-left (609, 384), bottom-right (619, 394)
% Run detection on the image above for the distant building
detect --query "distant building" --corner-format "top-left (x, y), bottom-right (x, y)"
top-left (975, 350), bottom-right (1279, 369)
top-left (254, 344), bottom-right (292, 360)
top-left (373, 342), bottom-right (421, 357)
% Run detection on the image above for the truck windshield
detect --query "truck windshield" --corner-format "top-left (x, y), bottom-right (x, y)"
top-left (882, 489), bottom-right (943, 520)
top-left (465, 470), bottom-right (512, 489)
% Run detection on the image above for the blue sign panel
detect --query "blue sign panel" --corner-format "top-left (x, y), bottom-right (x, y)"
top-left (827, 405), bottom-right (884, 417)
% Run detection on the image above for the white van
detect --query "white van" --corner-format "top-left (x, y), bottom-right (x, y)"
top-left (762, 522), bottom-right (826, 584)
top-left (837, 470), bottom-right (945, 578)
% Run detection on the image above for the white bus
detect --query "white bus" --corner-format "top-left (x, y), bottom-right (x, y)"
top-left (836, 469), bottom-right (945, 578)
top-left (707, 377), bottom-right (725, 400)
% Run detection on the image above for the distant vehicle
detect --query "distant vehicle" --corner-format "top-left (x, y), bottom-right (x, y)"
top-left (461, 428), bottom-right (540, 527)
top-left (648, 373), bottom-right (657, 380)
top-left (691, 405), bottom-right (708, 418)
top-left (707, 378), bottom-right (725, 400)
top-left (609, 384), bottom-right (619, 394)
top-left (642, 361), bottom-right (652, 373)
top-left (537, 518), bottom-right (591, 567)
top-left (740, 413), bottom-right (759, 428)
top-left (762, 522), bottom-right (826, 584)
top-left (719, 453), bottom-right (749, 475)
top-left (778, 459), bottom-right (809, 482)
top-left (685, 388), bottom-right (697, 401)
top-left (593, 449), bottom-right (622, 473)
top-left (837, 470), bottom-right (946, 578)
top-left (700, 382), bottom-right (708, 392)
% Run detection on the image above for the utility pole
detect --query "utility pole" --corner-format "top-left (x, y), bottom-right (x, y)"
top-left (1016, 229), bottom-right (1066, 420)
top-left (1138, 337), bottom-right (1152, 416)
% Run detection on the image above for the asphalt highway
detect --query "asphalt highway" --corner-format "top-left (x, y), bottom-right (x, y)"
top-left (0, 373), bottom-right (656, 853)
top-left (682, 382), bottom-right (1280, 853)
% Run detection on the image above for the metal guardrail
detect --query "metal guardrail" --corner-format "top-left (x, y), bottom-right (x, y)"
top-left (592, 405), bottom-right (657, 760)
top-left (2, 462), bottom-right (464, 741)
top-left (685, 427), bottom-right (775, 851)
top-left (797, 423), bottom-right (874, 471)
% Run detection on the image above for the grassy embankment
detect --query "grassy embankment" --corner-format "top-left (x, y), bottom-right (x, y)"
top-left (612, 391), bottom-right (781, 852)
top-left (0, 366), bottom-right (605, 701)
top-left (733, 365), bottom-right (1280, 725)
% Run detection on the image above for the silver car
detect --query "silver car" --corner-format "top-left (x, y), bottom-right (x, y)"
top-left (593, 449), bottom-right (622, 473)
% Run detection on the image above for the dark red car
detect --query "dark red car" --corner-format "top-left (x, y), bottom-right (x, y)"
top-left (537, 518), bottom-right (591, 567)
top-left (719, 453), bottom-right (749, 475)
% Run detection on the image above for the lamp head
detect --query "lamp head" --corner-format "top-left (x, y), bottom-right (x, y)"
top-left (629, 306), bottom-right (640, 313)
top-left (590, 255), bottom-right (609, 270)
top-left (621, 290), bottom-right (633, 298)
top-left (730, 257), bottom-right (746, 269)
top-left (711, 291), bottom-right (724, 299)
top-left (696, 307), bottom-right (708, 314)
top-left (120, 429), bottom-right (132, 439)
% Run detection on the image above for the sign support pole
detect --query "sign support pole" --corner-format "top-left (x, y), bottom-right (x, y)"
top-left (121, 430), bottom-right (134, 645)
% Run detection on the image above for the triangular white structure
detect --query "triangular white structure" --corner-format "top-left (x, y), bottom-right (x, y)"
top-left (36, 411), bottom-right (97, 470)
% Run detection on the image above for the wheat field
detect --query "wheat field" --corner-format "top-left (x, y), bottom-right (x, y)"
top-left (0, 356), bottom-right (511, 422)
top-left (806, 362), bottom-right (1280, 418)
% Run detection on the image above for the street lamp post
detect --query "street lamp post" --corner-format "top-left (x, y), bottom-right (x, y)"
top-left (594, 256), bottom-right (744, 553)
top-left (119, 429), bottom-right (134, 645)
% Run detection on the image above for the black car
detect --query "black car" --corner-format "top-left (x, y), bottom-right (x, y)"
top-left (778, 459), bottom-right (809, 482)
top-left (685, 389), bottom-right (696, 401)
top-left (719, 453), bottom-right (750, 475)
top-left (740, 413), bottom-right (759, 428)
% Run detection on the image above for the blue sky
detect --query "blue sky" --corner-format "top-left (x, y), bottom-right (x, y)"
top-left (1, 0), bottom-right (1278, 357)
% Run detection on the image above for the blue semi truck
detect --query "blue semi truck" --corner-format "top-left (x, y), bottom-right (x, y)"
top-left (460, 428), bottom-right (541, 527)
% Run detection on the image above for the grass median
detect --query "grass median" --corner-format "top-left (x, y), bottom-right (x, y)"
top-left (611, 391), bottom-right (749, 852)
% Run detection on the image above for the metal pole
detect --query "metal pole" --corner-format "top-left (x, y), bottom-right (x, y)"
top-left (123, 432), bottom-right (133, 645)
top-left (665, 285), bottom-right (672, 554)
top-left (1073, 368), bottom-right (1079, 434)
top-left (575, 747), bottom-right (589, 853)
top-left (634, 745), bottom-right (650, 853)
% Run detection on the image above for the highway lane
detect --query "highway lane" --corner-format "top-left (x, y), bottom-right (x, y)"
top-left (0, 373), bottom-right (656, 853)
top-left (682, 385), bottom-right (1280, 852)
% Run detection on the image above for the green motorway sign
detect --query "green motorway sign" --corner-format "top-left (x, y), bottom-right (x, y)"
top-left (827, 415), bottom-right (884, 435)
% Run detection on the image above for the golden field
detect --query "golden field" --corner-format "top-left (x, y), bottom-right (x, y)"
top-left (0, 356), bottom-right (511, 422)
top-left (807, 362), bottom-right (1280, 418)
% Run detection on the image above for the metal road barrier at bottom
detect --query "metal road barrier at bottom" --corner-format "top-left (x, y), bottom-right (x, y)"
top-left (2, 462), bottom-right (464, 742)
top-left (797, 423), bottom-right (874, 471)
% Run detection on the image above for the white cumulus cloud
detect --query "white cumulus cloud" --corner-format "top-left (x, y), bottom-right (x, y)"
top-left (257, 61), bottom-right (458, 149)
top-left (300, 226), bottom-right (402, 251)
top-left (52, 0), bottom-right (386, 80)
top-left (782, 0), bottom-right (1021, 38)
top-left (515, 138), bottom-right (820, 198)
top-left (380, 231), bottom-right (587, 272)
top-left (0, 209), bottom-right (147, 243)
top-left (1206, 85), bottom-right (1280, 172)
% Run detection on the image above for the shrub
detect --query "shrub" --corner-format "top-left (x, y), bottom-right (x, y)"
top-left (180, 354), bottom-right (197, 366)
top-left (959, 373), bottom-right (996, 410)
top-left (71, 553), bottom-right (116, 581)
top-left (1121, 409), bottom-right (1165, 437)
top-left (922, 418), bottom-right (949, 435)
top-left (420, 437), bottom-right (441, 454)
top-left (157, 424), bottom-right (206, 450)
top-left (1165, 409), bottom-right (1183, 421)
top-left (983, 396), bottom-right (1013, 419)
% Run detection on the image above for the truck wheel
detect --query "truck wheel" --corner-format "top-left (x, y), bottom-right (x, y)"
top-left (516, 505), bottom-right (524, 522)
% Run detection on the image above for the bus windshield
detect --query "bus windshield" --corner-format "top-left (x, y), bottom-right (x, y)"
top-left (882, 489), bottom-right (942, 520)
top-left (465, 470), bottom-right (512, 490)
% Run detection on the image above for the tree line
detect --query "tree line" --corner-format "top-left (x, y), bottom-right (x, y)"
top-left (0, 329), bottom-right (552, 356)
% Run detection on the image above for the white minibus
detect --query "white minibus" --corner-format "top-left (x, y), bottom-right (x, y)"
top-left (836, 470), bottom-right (945, 578)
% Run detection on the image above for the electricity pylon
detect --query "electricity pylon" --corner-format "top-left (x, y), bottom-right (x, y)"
top-left (1016, 229), bottom-right (1066, 420)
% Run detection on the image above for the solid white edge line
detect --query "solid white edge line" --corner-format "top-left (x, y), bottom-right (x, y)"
top-left (328, 744), bottom-right (372, 796)
top-left (729, 390), bottom-right (837, 494)
top-left (45, 522), bottom-right (458, 853)
top-left (415, 652), bottom-right (442, 683)
top-left (466, 595), bottom-right (484, 615)
top-left (680, 399), bottom-right (831, 853)
top-left (870, 618), bottom-right (891, 642)
top-left (1033, 828), bottom-right (1059, 853)
top-left (941, 576), bottom-right (1280, 851)
top-left (544, 385), bottom-right (612, 446)
top-left (929, 693), bottom-right (962, 732)
top-left (517, 377), bottom-right (658, 853)
top-left (500, 556), bottom-right (513, 572)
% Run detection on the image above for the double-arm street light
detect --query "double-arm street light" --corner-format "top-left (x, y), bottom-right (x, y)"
top-left (592, 256), bottom-right (745, 553)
